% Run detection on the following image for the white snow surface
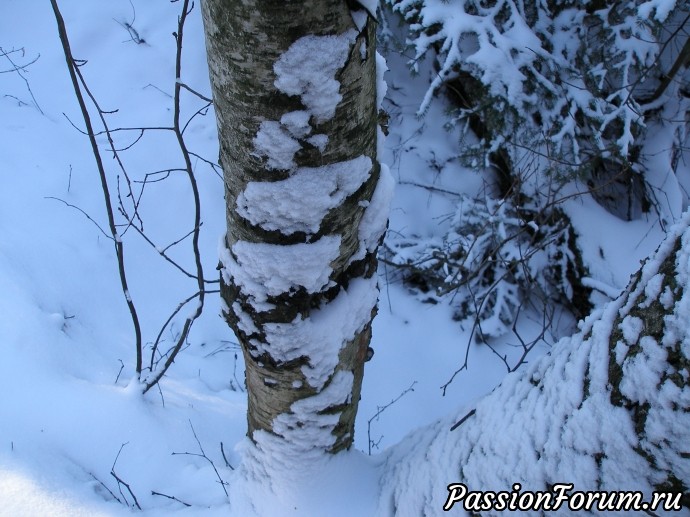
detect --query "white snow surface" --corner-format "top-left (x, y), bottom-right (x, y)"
top-left (1, 2), bottom-right (685, 516)
top-left (379, 211), bottom-right (690, 517)
top-left (358, 163), bottom-right (395, 254)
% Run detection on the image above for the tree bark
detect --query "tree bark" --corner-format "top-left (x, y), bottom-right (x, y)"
top-left (201, 0), bottom-right (386, 459)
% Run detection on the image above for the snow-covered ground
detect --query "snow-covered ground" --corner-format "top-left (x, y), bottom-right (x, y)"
top-left (0, 1), bottom-right (674, 515)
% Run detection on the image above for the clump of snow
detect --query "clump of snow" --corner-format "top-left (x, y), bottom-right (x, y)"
top-left (280, 110), bottom-right (312, 138)
top-left (271, 371), bottom-right (354, 457)
top-left (641, 272), bottom-right (664, 308)
top-left (219, 236), bottom-right (341, 306)
top-left (375, 51), bottom-right (388, 110)
top-left (252, 121), bottom-right (301, 171)
top-left (250, 274), bottom-right (379, 389)
top-left (659, 285), bottom-right (674, 309)
top-left (620, 336), bottom-right (667, 403)
top-left (359, 163), bottom-right (395, 253)
top-left (306, 133), bottom-right (328, 152)
top-left (620, 315), bottom-right (643, 345)
top-left (353, 0), bottom-right (378, 18)
top-left (637, 0), bottom-right (677, 21)
top-left (232, 301), bottom-right (259, 335)
top-left (236, 156), bottom-right (372, 235)
top-left (274, 30), bottom-right (357, 123)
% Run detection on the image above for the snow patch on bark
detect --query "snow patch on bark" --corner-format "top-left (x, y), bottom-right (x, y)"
top-left (359, 163), bottom-right (394, 253)
top-left (236, 156), bottom-right (372, 235)
top-left (253, 121), bottom-right (301, 171)
top-left (232, 301), bottom-right (259, 335)
top-left (351, 162), bottom-right (394, 264)
top-left (280, 110), bottom-right (311, 138)
top-left (306, 133), bottom-right (328, 152)
top-left (251, 274), bottom-right (379, 389)
top-left (219, 236), bottom-right (341, 307)
top-left (274, 30), bottom-right (357, 123)
top-left (376, 51), bottom-right (388, 111)
top-left (239, 370), bottom-right (354, 482)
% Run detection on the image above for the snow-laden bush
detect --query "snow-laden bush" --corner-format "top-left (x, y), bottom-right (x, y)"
top-left (388, 0), bottom-right (689, 216)
top-left (384, 193), bottom-right (590, 339)
top-left (381, 0), bottom-right (689, 340)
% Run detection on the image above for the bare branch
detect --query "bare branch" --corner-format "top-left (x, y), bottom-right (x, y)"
top-left (142, 0), bottom-right (206, 393)
top-left (177, 80), bottom-right (213, 103)
top-left (110, 443), bottom-right (141, 510)
top-left (45, 196), bottom-right (113, 240)
top-left (0, 45), bottom-right (43, 114)
top-left (50, 0), bottom-right (143, 374)
top-left (171, 421), bottom-right (229, 498)
top-left (367, 381), bottom-right (417, 455)
top-left (151, 491), bottom-right (191, 507)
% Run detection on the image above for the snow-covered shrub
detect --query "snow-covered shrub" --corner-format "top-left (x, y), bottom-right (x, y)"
top-left (384, 193), bottom-right (590, 339)
top-left (380, 0), bottom-right (689, 340)
top-left (387, 0), bottom-right (689, 218)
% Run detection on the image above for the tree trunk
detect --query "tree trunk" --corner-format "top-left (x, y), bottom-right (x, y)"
top-left (380, 213), bottom-right (690, 515)
top-left (201, 0), bottom-right (390, 461)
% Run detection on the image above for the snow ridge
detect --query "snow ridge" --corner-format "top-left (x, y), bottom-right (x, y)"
top-left (379, 211), bottom-right (690, 516)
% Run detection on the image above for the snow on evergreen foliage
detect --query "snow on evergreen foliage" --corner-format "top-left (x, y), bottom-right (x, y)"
top-left (381, 0), bottom-right (689, 338)
top-left (385, 194), bottom-right (586, 338)
top-left (387, 0), bottom-right (687, 174)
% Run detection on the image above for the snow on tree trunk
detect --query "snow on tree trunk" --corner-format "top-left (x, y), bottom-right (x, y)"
top-left (201, 0), bottom-right (392, 462)
top-left (379, 213), bottom-right (690, 515)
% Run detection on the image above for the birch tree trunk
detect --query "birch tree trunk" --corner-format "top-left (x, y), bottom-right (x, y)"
top-left (201, 0), bottom-right (390, 459)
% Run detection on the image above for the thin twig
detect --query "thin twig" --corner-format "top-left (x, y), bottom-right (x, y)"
top-left (88, 472), bottom-right (121, 504)
top-left (50, 0), bottom-right (143, 375)
top-left (220, 442), bottom-right (235, 470)
top-left (45, 196), bottom-right (112, 240)
top-left (172, 421), bottom-right (229, 498)
top-left (151, 490), bottom-right (191, 507)
top-left (449, 408), bottom-right (476, 431)
top-left (0, 45), bottom-right (43, 114)
top-left (177, 80), bottom-right (213, 103)
top-left (367, 381), bottom-right (417, 455)
top-left (110, 443), bottom-right (141, 510)
top-left (143, 0), bottom-right (206, 393)
top-left (115, 359), bottom-right (125, 384)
